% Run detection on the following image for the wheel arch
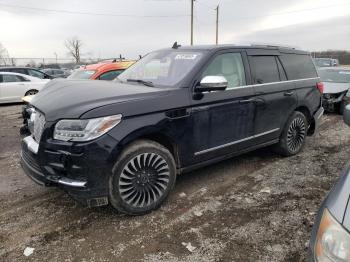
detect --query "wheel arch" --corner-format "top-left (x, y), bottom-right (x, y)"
top-left (116, 128), bottom-right (181, 170)
top-left (294, 105), bottom-right (315, 135)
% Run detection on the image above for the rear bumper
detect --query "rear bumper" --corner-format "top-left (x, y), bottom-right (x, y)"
top-left (312, 106), bottom-right (324, 134)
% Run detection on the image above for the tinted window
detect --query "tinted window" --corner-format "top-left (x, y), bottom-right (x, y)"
top-left (276, 57), bottom-right (287, 81)
top-left (28, 69), bottom-right (45, 79)
top-left (99, 70), bottom-right (124, 80)
top-left (249, 56), bottom-right (280, 84)
top-left (2, 74), bottom-right (26, 82)
top-left (201, 53), bottom-right (246, 89)
top-left (2, 68), bottom-right (27, 75)
top-left (280, 54), bottom-right (317, 80)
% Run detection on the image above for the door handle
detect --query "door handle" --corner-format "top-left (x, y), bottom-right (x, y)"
top-left (239, 98), bottom-right (265, 105)
top-left (239, 99), bottom-right (254, 104)
top-left (284, 91), bottom-right (294, 96)
top-left (253, 98), bottom-right (265, 105)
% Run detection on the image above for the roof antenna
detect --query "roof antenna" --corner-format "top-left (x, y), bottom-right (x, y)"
top-left (172, 41), bottom-right (181, 49)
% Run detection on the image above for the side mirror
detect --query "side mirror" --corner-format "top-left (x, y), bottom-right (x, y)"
top-left (196, 76), bottom-right (228, 92)
top-left (343, 104), bottom-right (350, 127)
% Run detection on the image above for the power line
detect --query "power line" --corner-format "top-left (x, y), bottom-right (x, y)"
top-left (0, 3), bottom-right (190, 18)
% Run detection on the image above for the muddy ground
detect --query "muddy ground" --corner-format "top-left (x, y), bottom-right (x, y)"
top-left (0, 104), bottom-right (350, 262)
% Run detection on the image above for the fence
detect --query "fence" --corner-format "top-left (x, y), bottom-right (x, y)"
top-left (0, 57), bottom-right (127, 69)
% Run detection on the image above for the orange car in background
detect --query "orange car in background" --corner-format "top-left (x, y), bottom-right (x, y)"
top-left (68, 60), bottom-right (135, 81)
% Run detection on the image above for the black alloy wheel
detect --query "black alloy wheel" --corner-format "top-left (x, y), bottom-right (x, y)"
top-left (109, 140), bottom-right (176, 215)
top-left (286, 117), bottom-right (306, 153)
top-left (275, 111), bottom-right (308, 156)
top-left (119, 153), bottom-right (171, 208)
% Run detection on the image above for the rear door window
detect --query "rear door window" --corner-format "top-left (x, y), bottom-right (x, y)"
top-left (249, 56), bottom-right (280, 84)
top-left (201, 52), bottom-right (246, 89)
top-left (28, 69), bottom-right (45, 79)
top-left (2, 74), bottom-right (26, 82)
top-left (279, 54), bottom-right (317, 80)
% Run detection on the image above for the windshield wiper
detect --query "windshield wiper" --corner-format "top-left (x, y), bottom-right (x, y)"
top-left (126, 79), bottom-right (154, 87)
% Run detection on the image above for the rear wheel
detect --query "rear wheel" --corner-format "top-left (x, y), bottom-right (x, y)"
top-left (275, 111), bottom-right (308, 156)
top-left (109, 140), bottom-right (176, 215)
top-left (340, 101), bottom-right (349, 115)
top-left (25, 89), bottom-right (38, 96)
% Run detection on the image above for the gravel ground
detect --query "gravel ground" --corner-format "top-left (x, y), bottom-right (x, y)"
top-left (0, 104), bottom-right (349, 262)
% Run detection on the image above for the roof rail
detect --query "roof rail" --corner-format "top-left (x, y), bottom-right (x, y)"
top-left (245, 42), bottom-right (298, 50)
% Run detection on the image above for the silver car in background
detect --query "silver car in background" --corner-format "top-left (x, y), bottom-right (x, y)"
top-left (309, 105), bottom-right (350, 261)
top-left (319, 67), bottom-right (350, 114)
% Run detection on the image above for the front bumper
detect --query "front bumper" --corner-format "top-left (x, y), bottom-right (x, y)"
top-left (322, 92), bottom-right (348, 112)
top-left (20, 133), bottom-right (120, 207)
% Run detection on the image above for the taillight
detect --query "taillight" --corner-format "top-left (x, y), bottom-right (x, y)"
top-left (316, 82), bottom-right (324, 94)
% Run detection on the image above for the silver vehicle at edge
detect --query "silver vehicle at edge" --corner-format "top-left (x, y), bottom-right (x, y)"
top-left (309, 105), bottom-right (350, 261)
top-left (319, 67), bottom-right (350, 114)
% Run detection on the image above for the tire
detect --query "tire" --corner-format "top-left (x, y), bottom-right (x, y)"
top-left (340, 101), bottom-right (348, 115)
top-left (25, 89), bottom-right (38, 96)
top-left (109, 139), bottom-right (176, 215)
top-left (275, 111), bottom-right (308, 156)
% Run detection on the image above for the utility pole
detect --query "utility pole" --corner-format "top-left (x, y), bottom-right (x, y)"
top-left (190, 0), bottom-right (194, 45)
top-left (215, 5), bottom-right (219, 45)
top-left (54, 52), bottom-right (58, 64)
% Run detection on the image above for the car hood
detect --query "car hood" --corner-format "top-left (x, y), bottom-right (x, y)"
top-left (30, 80), bottom-right (175, 121)
top-left (323, 82), bottom-right (350, 94)
top-left (326, 162), bottom-right (350, 231)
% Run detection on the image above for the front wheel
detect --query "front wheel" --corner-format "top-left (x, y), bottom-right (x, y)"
top-left (25, 89), bottom-right (38, 96)
top-left (275, 111), bottom-right (308, 156)
top-left (109, 140), bottom-right (176, 215)
top-left (340, 100), bottom-right (349, 115)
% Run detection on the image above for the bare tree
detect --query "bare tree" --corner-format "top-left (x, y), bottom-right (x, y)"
top-left (65, 37), bottom-right (83, 64)
top-left (0, 43), bottom-right (10, 66)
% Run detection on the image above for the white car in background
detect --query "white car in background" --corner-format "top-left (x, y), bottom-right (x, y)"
top-left (0, 72), bottom-right (49, 104)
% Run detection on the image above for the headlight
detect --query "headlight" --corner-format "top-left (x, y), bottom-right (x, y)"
top-left (315, 208), bottom-right (350, 261)
top-left (53, 114), bottom-right (122, 142)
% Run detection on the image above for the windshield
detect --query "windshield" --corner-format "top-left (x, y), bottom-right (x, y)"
top-left (319, 69), bottom-right (350, 83)
top-left (68, 70), bottom-right (96, 80)
top-left (118, 50), bottom-right (204, 87)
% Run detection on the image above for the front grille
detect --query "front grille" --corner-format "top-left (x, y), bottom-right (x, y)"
top-left (22, 143), bottom-right (41, 172)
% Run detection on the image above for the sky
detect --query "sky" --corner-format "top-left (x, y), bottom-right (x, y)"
top-left (0, 0), bottom-right (350, 61)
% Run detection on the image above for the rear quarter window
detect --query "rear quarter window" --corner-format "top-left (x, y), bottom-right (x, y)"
top-left (248, 56), bottom-right (280, 84)
top-left (279, 54), bottom-right (317, 80)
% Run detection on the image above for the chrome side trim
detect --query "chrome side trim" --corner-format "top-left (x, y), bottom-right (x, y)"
top-left (222, 77), bottom-right (320, 91)
top-left (23, 136), bottom-right (39, 154)
top-left (58, 177), bottom-right (87, 188)
top-left (194, 128), bottom-right (280, 156)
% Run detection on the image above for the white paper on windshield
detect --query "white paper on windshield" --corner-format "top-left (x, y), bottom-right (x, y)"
top-left (175, 54), bottom-right (198, 60)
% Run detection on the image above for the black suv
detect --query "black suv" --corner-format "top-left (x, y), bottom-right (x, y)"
top-left (0, 67), bottom-right (53, 79)
top-left (20, 44), bottom-right (324, 215)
